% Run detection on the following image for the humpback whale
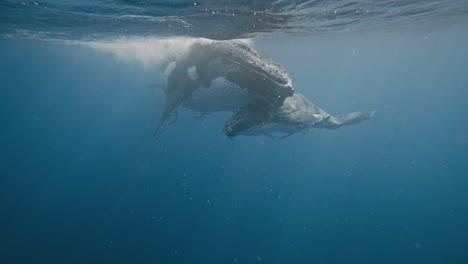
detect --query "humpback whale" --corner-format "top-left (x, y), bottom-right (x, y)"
top-left (154, 39), bottom-right (374, 139)
top-left (224, 94), bottom-right (375, 138)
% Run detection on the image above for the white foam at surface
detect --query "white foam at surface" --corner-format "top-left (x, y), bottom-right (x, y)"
top-left (85, 37), bottom-right (251, 69)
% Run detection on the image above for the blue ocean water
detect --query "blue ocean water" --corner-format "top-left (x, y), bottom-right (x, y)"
top-left (1, 1), bottom-right (468, 263)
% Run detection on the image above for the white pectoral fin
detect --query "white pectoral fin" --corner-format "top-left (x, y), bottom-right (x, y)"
top-left (153, 98), bottom-right (180, 140)
top-left (289, 111), bottom-right (323, 124)
top-left (332, 111), bottom-right (376, 127)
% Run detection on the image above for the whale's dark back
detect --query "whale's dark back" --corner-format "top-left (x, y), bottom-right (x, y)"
top-left (180, 40), bottom-right (294, 106)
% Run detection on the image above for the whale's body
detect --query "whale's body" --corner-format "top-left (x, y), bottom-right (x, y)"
top-left (155, 40), bottom-right (374, 139)
top-left (182, 77), bottom-right (255, 113)
top-left (228, 94), bottom-right (375, 137)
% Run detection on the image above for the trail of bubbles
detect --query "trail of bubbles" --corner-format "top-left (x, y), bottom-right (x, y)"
top-left (86, 37), bottom-right (216, 67)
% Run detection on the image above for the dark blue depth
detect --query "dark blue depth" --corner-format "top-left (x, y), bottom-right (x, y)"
top-left (0, 27), bottom-right (468, 263)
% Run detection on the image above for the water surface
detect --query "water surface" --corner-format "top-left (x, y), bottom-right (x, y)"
top-left (1, 1), bottom-right (468, 263)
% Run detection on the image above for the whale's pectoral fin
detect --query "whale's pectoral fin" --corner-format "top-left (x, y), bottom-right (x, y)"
top-left (168, 110), bottom-right (178, 124)
top-left (325, 111), bottom-right (375, 129)
top-left (153, 98), bottom-right (180, 140)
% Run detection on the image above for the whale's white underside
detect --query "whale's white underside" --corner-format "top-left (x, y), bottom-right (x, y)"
top-left (162, 62), bottom-right (256, 113)
top-left (183, 77), bottom-right (256, 113)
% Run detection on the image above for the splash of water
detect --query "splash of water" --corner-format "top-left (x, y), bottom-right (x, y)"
top-left (86, 37), bottom-right (251, 67)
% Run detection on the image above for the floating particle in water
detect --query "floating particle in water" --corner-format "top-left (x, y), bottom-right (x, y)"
top-left (455, 133), bottom-right (468, 144)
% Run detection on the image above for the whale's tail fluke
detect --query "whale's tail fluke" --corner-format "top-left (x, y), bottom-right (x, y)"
top-left (322, 111), bottom-right (375, 129)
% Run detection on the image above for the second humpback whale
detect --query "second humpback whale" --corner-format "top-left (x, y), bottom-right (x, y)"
top-left (154, 39), bottom-right (374, 139)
